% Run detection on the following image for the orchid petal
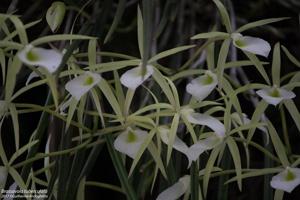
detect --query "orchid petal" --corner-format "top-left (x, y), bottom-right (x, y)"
top-left (113, 128), bottom-right (148, 159)
top-left (186, 70), bottom-right (218, 101)
top-left (270, 167), bottom-right (300, 193)
top-left (65, 72), bottom-right (102, 101)
top-left (186, 112), bottom-right (226, 138)
top-left (256, 86), bottom-right (296, 106)
top-left (18, 44), bottom-right (63, 73)
top-left (156, 175), bottom-right (190, 200)
top-left (186, 134), bottom-right (222, 167)
top-left (158, 126), bottom-right (189, 154)
top-left (120, 64), bottom-right (154, 90)
top-left (232, 33), bottom-right (271, 57)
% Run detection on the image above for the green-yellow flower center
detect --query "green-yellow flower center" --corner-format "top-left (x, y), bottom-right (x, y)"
top-left (126, 131), bottom-right (137, 143)
top-left (285, 170), bottom-right (296, 181)
top-left (83, 76), bottom-right (94, 86)
top-left (235, 39), bottom-right (246, 47)
top-left (202, 74), bottom-right (214, 85)
top-left (26, 50), bottom-right (39, 61)
top-left (269, 88), bottom-right (281, 97)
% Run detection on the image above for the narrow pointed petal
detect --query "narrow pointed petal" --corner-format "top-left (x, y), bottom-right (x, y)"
top-left (270, 167), bottom-right (300, 193)
top-left (65, 72), bottom-right (102, 100)
top-left (186, 113), bottom-right (226, 137)
top-left (158, 126), bottom-right (189, 154)
top-left (256, 87), bottom-right (296, 106)
top-left (231, 112), bottom-right (267, 133)
top-left (232, 33), bottom-right (271, 57)
top-left (0, 166), bottom-right (8, 190)
top-left (156, 175), bottom-right (190, 200)
top-left (25, 71), bottom-right (39, 85)
top-left (18, 44), bottom-right (63, 73)
top-left (186, 71), bottom-right (218, 101)
top-left (113, 128), bottom-right (148, 159)
top-left (120, 64), bottom-right (154, 90)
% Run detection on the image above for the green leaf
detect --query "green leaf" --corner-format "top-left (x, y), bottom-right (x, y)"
top-left (88, 39), bottom-right (97, 67)
top-left (8, 167), bottom-right (27, 190)
top-left (31, 34), bottom-right (95, 46)
top-left (7, 15), bottom-right (28, 45)
top-left (247, 100), bottom-right (268, 143)
top-left (11, 79), bottom-right (48, 101)
top-left (5, 56), bottom-right (22, 102)
top-left (152, 68), bottom-right (176, 107)
top-left (88, 59), bottom-right (141, 73)
top-left (226, 168), bottom-right (282, 184)
top-left (206, 42), bottom-right (215, 70)
top-left (9, 140), bottom-right (39, 165)
top-left (148, 45), bottom-right (195, 63)
top-left (226, 137), bottom-right (242, 191)
top-left (90, 89), bottom-right (105, 128)
top-left (244, 52), bottom-right (271, 85)
top-left (98, 79), bottom-right (122, 117)
top-left (166, 113), bottom-right (180, 165)
top-left (137, 6), bottom-right (144, 58)
top-left (267, 120), bottom-right (290, 167)
top-left (124, 89), bottom-right (135, 117)
top-left (216, 38), bottom-right (231, 88)
top-left (236, 17), bottom-right (289, 33)
top-left (272, 43), bottom-right (281, 86)
top-left (105, 134), bottom-right (137, 200)
top-left (66, 98), bottom-right (79, 131)
top-left (284, 100), bottom-right (300, 133)
top-left (0, 49), bottom-right (6, 85)
top-left (104, 0), bottom-right (126, 43)
top-left (147, 142), bottom-right (167, 179)
top-left (203, 146), bottom-right (222, 197)
top-left (281, 45), bottom-right (300, 68)
top-left (212, 0), bottom-right (232, 33)
top-left (76, 176), bottom-right (86, 200)
top-left (8, 104), bottom-right (19, 150)
top-left (191, 32), bottom-right (229, 40)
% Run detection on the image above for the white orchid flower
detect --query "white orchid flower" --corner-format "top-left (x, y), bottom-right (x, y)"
top-left (156, 175), bottom-right (190, 200)
top-left (160, 109), bottom-right (226, 167)
top-left (231, 33), bottom-right (271, 58)
top-left (256, 85), bottom-right (296, 106)
top-left (113, 128), bottom-right (148, 159)
top-left (186, 70), bottom-right (218, 101)
top-left (120, 64), bottom-right (154, 90)
top-left (65, 72), bottom-right (102, 101)
top-left (18, 44), bottom-right (63, 73)
top-left (270, 167), bottom-right (300, 193)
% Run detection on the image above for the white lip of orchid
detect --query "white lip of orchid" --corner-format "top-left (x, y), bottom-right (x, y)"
top-left (186, 70), bottom-right (218, 101)
top-left (120, 64), bottom-right (154, 90)
top-left (113, 128), bottom-right (148, 159)
top-left (270, 167), bottom-right (300, 193)
top-left (231, 33), bottom-right (271, 58)
top-left (156, 175), bottom-right (190, 200)
top-left (65, 71), bottom-right (102, 101)
top-left (17, 44), bottom-right (63, 73)
top-left (256, 85), bottom-right (296, 106)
